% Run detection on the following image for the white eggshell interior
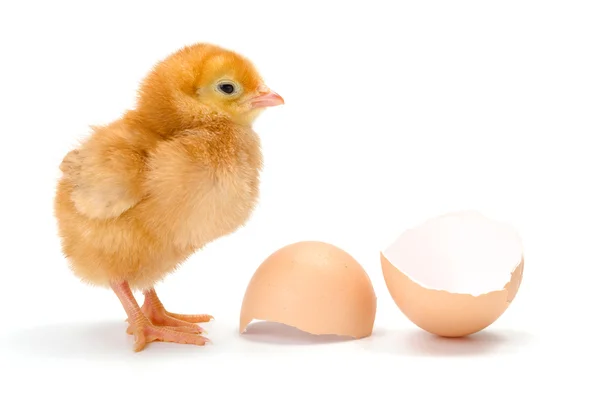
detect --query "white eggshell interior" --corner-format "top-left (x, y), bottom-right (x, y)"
top-left (383, 211), bottom-right (523, 296)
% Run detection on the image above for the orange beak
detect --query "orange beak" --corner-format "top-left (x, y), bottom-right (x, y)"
top-left (250, 88), bottom-right (284, 109)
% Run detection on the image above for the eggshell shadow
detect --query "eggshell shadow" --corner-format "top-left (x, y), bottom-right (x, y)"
top-left (240, 320), bottom-right (355, 345)
top-left (361, 327), bottom-right (536, 357)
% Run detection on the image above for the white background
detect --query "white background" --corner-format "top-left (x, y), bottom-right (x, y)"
top-left (1, 0), bottom-right (598, 398)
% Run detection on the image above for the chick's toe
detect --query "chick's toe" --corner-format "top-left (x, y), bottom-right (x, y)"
top-left (140, 288), bottom-right (213, 329)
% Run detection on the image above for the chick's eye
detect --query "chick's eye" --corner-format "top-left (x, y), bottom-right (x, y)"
top-left (218, 83), bottom-right (236, 95)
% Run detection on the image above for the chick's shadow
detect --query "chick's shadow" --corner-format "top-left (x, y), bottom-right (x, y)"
top-left (7, 320), bottom-right (212, 360)
top-left (361, 328), bottom-right (536, 357)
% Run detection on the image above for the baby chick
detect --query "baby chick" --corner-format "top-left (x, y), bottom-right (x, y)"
top-left (54, 43), bottom-right (284, 351)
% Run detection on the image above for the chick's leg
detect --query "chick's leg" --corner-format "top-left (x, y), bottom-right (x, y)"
top-left (111, 281), bottom-right (208, 352)
top-left (139, 288), bottom-right (213, 333)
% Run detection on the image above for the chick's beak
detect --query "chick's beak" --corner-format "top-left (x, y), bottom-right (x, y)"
top-left (250, 87), bottom-right (284, 109)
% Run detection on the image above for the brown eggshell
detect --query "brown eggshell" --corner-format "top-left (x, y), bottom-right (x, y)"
top-left (381, 251), bottom-right (524, 338)
top-left (240, 241), bottom-right (377, 339)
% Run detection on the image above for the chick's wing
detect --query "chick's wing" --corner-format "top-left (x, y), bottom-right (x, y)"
top-left (60, 123), bottom-right (149, 220)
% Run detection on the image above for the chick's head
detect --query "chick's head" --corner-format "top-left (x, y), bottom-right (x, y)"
top-left (194, 50), bottom-right (284, 126)
top-left (135, 43), bottom-right (284, 135)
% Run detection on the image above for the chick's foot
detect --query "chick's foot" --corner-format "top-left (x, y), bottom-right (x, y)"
top-left (139, 288), bottom-right (213, 333)
top-left (111, 281), bottom-right (209, 352)
top-left (128, 317), bottom-right (209, 352)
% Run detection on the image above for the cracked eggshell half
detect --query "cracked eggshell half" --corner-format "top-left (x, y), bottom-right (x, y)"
top-left (240, 241), bottom-right (377, 339)
top-left (381, 210), bottom-right (524, 337)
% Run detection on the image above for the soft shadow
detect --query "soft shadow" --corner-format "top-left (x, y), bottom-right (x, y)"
top-left (361, 328), bottom-right (536, 357)
top-left (240, 320), bottom-right (354, 345)
top-left (7, 320), bottom-right (212, 360)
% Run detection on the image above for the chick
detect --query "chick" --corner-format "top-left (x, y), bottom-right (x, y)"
top-left (54, 43), bottom-right (284, 351)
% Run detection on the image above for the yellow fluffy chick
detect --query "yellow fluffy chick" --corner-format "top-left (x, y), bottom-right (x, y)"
top-left (54, 43), bottom-right (284, 351)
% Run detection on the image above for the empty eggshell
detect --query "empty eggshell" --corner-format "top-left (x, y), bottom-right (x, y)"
top-left (240, 241), bottom-right (377, 339)
top-left (381, 210), bottom-right (524, 337)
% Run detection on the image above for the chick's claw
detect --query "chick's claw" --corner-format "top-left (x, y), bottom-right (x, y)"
top-left (164, 312), bottom-right (214, 324)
